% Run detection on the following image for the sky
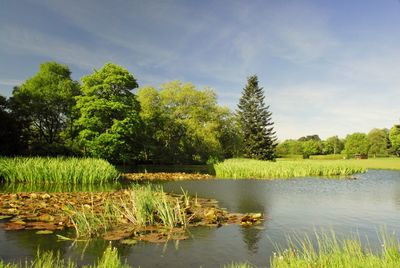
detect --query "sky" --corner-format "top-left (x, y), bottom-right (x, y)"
top-left (1, 0), bottom-right (400, 140)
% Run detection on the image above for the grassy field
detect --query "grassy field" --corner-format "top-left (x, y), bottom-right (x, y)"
top-left (214, 158), bottom-right (367, 179)
top-left (0, 157), bottom-right (120, 184)
top-left (271, 231), bottom-right (400, 268)
top-left (344, 158), bottom-right (400, 170)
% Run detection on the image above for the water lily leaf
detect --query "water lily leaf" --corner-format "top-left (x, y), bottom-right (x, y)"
top-left (36, 230), bottom-right (54, 235)
top-left (120, 239), bottom-right (137, 245)
top-left (0, 215), bottom-right (12, 220)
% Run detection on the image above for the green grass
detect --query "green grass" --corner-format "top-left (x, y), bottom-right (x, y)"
top-left (0, 157), bottom-right (120, 184)
top-left (345, 158), bottom-right (400, 170)
top-left (0, 245), bottom-right (129, 268)
top-left (214, 158), bottom-right (366, 179)
top-left (271, 231), bottom-right (400, 268)
top-left (66, 185), bottom-right (188, 238)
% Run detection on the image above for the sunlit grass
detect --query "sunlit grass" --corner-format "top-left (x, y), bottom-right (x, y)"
top-left (0, 157), bottom-right (120, 184)
top-left (271, 230), bottom-right (400, 268)
top-left (0, 245), bottom-right (129, 268)
top-left (345, 158), bottom-right (400, 170)
top-left (214, 158), bottom-right (366, 179)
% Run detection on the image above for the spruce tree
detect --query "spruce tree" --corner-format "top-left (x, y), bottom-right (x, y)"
top-left (237, 75), bottom-right (277, 160)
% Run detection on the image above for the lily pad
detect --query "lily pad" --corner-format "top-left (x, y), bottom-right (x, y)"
top-left (120, 239), bottom-right (138, 245)
top-left (36, 230), bottom-right (54, 235)
top-left (0, 215), bottom-right (12, 220)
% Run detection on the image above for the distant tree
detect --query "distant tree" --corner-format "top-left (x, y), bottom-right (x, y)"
top-left (302, 139), bottom-right (322, 158)
top-left (344, 132), bottom-right (370, 158)
top-left (367, 128), bottom-right (389, 157)
top-left (10, 62), bottom-right (80, 154)
top-left (237, 75), bottom-right (277, 160)
top-left (323, 136), bottom-right (344, 155)
top-left (276, 139), bottom-right (303, 156)
top-left (74, 63), bottom-right (142, 163)
top-left (389, 125), bottom-right (400, 156)
top-left (298, 135), bottom-right (321, 142)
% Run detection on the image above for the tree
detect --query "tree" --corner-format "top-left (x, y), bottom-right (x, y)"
top-left (323, 136), bottom-right (344, 155)
top-left (10, 62), bottom-right (80, 154)
top-left (344, 132), bottom-right (370, 158)
top-left (74, 63), bottom-right (142, 163)
top-left (389, 125), bottom-right (400, 156)
top-left (276, 139), bottom-right (303, 156)
top-left (367, 128), bottom-right (389, 157)
top-left (302, 139), bottom-right (322, 158)
top-left (237, 75), bottom-right (277, 160)
top-left (0, 95), bottom-right (24, 155)
top-left (137, 81), bottom-right (238, 163)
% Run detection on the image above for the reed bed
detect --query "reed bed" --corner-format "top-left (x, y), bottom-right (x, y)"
top-left (214, 158), bottom-right (366, 179)
top-left (0, 245), bottom-right (129, 268)
top-left (271, 231), bottom-right (400, 268)
top-left (0, 157), bottom-right (120, 184)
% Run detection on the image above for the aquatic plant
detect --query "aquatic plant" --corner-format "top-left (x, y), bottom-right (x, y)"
top-left (0, 245), bottom-right (128, 268)
top-left (214, 158), bottom-right (366, 179)
top-left (0, 157), bottom-right (120, 184)
top-left (271, 230), bottom-right (400, 268)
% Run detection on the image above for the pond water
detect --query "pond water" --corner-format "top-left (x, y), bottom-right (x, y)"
top-left (1, 170), bottom-right (400, 267)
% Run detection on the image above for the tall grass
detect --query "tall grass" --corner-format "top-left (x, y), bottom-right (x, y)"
top-left (0, 157), bottom-right (120, 184)
top-left (66, 185), bottom-right (187, 238)
top-left (0, 245), bottom-right (129, 268)
top-left (271, 231), bottom-right (400, 268)
top-left (214, 158), bottom-right (366, 179)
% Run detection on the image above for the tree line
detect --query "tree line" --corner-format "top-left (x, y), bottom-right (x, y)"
top-left (277, 127), bottom-right (400, 159)
top-left (1, 61), bottom-right (398, 163)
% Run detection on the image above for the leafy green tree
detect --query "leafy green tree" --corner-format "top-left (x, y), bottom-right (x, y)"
top-left (0, 95), bottom-right (24, 155)
top-left (10, 62), bottom-right (80, 154)
top-left (323, 136), bottom-right (344, 155)
top-left (237, 75), bottom-right (277, 160)
top-left (298, 135), bottom-right (321, 142)
top-left (276, 139), bottom-right (303, 156)
top-left (74, 63), bottom-right (142, 163)
top-left (302, 139), bottom-right (322, 158)
top-left (344, 132), bottom-right (370, 158)
top-left (367, 128), bottom-right (389, 157)
top-left (137, 81), bottom-right (237, 163)
top-left (389, 125), bottom-right (400, 156)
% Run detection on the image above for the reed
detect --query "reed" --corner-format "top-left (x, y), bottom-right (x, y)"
top-left (271, 231), bottom-right (400, 268)
top-left (214, 158), bottom-right (366, 179)
top-left (0, 245), bottom-right (128, 268)
top-left (0, 157), bottom-right (120, 184)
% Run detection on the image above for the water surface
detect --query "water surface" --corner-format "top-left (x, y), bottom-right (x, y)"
top-left (1, 170), bottom-right (400, 267)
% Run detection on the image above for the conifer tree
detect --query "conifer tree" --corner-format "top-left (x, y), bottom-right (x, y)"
top-left (237, 75), bottom-right (277, 160)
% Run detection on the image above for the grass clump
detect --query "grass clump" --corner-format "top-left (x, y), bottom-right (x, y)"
top-left (271, 231), bottom-right (400, 268)
top-left (0, 245), bottom-right (129, 268)
top-left (0, 157), bottom-right (120, 184)
top-left (214, 158), bottom-right (366, 179)
top-left (66, 185), bottom-right (188, 238)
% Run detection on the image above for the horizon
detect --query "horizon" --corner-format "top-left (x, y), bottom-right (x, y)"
top-left (1, 0), bottom-right (399, 140)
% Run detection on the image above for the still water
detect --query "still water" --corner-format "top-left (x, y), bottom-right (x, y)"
top-left (1, 170), bottom-right (400, 267)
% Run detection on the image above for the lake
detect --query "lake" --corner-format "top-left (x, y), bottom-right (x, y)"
top-left (1, 170), bottom-right (400, 267)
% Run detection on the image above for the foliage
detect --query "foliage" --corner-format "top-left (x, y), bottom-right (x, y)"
top-left (237, 75), bottom-right (277, 160)
top-left (74, 63), bottom-right (142, 163)
top-left (276, 140), bottom-right (303, 156)
top-left (271, 231), bottom-right (400, 268)
top-left (10, 62), bottom-right (80, 150)
top-left (0, 157), bottom-right (119, 184)
top-left (389, 125), bottom-right (400, 156)
top-left (367, 128), bottom-right (389, 157)
top-left (344, 132), bottom-right (370, 158)
top-left (322, 136), bottom-right (344, 155)
top-left (137, 81), bottom-right (240, 163)
top-left (301, 140), bottom-right (322, 159)
top-left (214, 158), bottom-right (366, 179)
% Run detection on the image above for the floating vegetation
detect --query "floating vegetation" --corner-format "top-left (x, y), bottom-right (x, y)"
top-left (122, 172), bottom-right (214, 181)
top-left (271, 230), bottom-right (400, 268)
top-left (0, 157), bottom-right (120, 184)
top-left (0, 186), bottom-right (262, 243)
top-left (214, 158), bottom-right (367, 179)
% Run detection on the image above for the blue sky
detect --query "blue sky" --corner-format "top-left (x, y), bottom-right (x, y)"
top-left (1, 0), bottom-right (399, 140)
